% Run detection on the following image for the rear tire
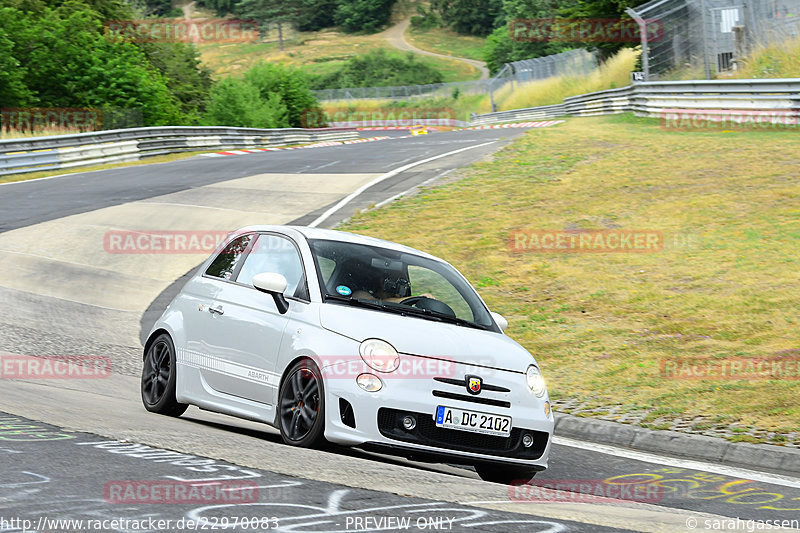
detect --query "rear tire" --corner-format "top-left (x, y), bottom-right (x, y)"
top-left (475, 464), bottom-right (537, 485)
top-left (278, 359), bottom-right (326, 448)
top-left (141, 334), bottom-right (188, 417)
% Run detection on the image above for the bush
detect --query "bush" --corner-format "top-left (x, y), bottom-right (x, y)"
top-left (204, 77), bottom-right (288, 128)
top-left (311, 50), bottom-right (444, 89)
top-left (242, 63), bottom-right (321, 128)
top-left (204, 62), bottom-right (326, 128)
top-left (410, 5), bottom-right (441, 30)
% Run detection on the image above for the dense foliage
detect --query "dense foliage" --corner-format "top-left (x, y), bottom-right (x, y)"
top-left (0, 0), bottom-right (651, 130)
top-left (0, 0), bottom-right (325, 129)
top-left (421, 0), bottom-right (648, 73)
top-left (196, 0), bottom-right (396, 33)
top-left (0, 0), bottom-right (211, 126)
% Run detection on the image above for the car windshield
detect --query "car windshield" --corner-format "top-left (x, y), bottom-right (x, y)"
top-left (308, 239), bottom-right (494, 330)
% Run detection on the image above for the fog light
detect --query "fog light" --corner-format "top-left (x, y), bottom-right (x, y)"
top-left (402, 415), bottom-right (416, 430)
top-left (522, 433), bottom-right (534, 448)
top-left (356, 373), bottom-right (382, 392)
top-left (544, 401), bottom-right (551, 417)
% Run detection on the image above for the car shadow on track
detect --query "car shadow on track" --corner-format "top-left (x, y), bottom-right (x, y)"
top-left (179, 413), bottom-right (478, 480)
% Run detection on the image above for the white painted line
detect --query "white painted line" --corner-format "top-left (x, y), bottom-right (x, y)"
top-left (553, 436), bottom-right (800, 489)
top-left (308, 141), bottom-right (496, 228)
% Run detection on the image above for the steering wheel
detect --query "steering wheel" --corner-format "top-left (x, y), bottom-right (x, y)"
top-left (399, 296), bottom-right (429, 306)
top-left (399, 296), bottom-right (457, 318)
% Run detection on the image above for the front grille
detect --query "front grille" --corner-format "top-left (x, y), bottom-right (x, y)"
top-left (377, 408), bottom-right (548, 459)
top-left (432, 390), bottom-right (511, 408)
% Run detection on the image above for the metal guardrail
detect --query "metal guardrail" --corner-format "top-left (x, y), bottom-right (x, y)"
top-left (0, 126), bottom-right (358, 176)
top-left (4, 79), bottom-right (799, 175)
top-left (470, 78), bottom-right (800, 125)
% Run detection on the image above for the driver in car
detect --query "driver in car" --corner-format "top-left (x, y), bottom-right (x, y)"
top-left (352, 271), bottom-right (432, 303)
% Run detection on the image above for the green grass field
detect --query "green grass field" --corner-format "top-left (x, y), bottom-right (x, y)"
top-left (197, 29), bottom-right (481, 82)
top-left (339, 114), bottom-right (800, 443)
top-left (406, 26), bottom-right (487, 62)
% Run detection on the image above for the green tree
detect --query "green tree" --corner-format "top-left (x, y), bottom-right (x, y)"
top-left (430, 0), bottom-right (504, 36)
top-left (0, 1), bottom-right (189, 125)
top-left (334, 0), bottom-right (396, 33)
top-left (560, 0), bottom-right (644, 59)
top-left (483, 0), bottom-right (575, 73)
top-left (0, 26), bottom-right (31, 107)
top-left (139, 42), bottom-right (213, 123)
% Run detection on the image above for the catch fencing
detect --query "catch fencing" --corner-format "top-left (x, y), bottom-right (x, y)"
top-left (632, 0), bottom-right (800, 80)
top-left (312, 49), bottom-right (597, 102)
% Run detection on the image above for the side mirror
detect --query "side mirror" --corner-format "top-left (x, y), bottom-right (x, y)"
top-left (253, 272), bottom-right (289, 314)
top-left (491, 312), bottom-right (508, 333)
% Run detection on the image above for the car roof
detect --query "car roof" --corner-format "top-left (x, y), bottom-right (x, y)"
top-left (236, 225), bottom-right (441, 261)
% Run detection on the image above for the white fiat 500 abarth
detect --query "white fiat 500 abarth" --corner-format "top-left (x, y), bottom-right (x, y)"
top-left (141, 225), bottom-right (553, 484)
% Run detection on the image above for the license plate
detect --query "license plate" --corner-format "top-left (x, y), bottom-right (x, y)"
top-left (435, 406), bottom-right (512, 437)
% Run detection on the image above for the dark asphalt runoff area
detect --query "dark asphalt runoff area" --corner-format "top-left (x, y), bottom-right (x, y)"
top-left (0, 129), bottom-right (513, 234)
top-left (0, 412), bottom-right (632, 533)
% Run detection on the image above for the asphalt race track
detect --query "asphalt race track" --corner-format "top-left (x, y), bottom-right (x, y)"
top-left (1, 129), bottom-right (798, 533)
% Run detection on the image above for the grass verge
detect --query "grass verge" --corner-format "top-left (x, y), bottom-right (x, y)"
top-left (731, 36), bottom-right (800, 79)
top-left (406, 26), bottom-right (487, 62)
top-left (339, 114), bottom-right (800, 441)
top-left (197, 29), bottom-right (481, 82)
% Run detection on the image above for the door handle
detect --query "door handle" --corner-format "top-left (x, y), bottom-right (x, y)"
top-left (209, 305), bottom-right (224, 316)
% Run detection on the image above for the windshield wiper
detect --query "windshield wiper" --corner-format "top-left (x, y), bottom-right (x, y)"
top-left (381, 302), bottom-right (488, 330)
top-left (324, 294), bottom-right (388, 310)
top-left (324, 294), bottom-right (488, 330)
top-left (325, 294), bottom-right (444, 321)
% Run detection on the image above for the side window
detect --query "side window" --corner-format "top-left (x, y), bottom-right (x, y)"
top-left (236, 235), bottom-right (306, 298)
top-left (317, 256), bottom-right (336, 285)
top-left (205, 234), bottom-right (253, 280)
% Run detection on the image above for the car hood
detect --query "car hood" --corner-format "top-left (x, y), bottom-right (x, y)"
top-left (318, 304), bottom-right (536, 372)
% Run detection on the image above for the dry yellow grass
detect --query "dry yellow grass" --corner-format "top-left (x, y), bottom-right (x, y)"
top-left (340, 114), bottom-right (800, 441)
top-left (495, 48), bottom-right (640, 110)
top-left (732, 35), bottom-right (800, 79)
top-left (1, 126), bottom-right (89, 139)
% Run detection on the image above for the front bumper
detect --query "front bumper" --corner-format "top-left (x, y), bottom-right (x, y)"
top-left (321, 357), bottom-right (554, 469)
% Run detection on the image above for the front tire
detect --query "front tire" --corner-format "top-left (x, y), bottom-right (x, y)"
top-left (278, 359), bottom-right (326, 447)
top-left (141, 333), bottom-right (188, 417)
top-left (475, 464), bottom-right (537, 485)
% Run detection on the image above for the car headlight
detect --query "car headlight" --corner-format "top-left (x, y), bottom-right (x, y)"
top-left (359, 339), bottom-right (400, 373)
top-left (526, 364), bottom-right (546, 397)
